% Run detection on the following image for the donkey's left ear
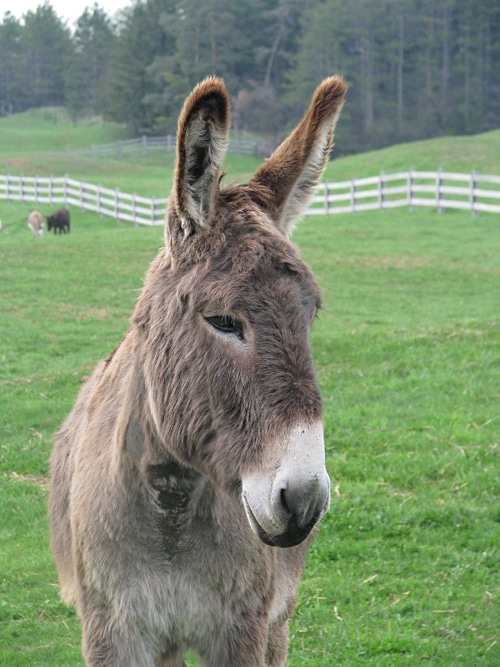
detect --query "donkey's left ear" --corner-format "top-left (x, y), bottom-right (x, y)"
top-left (249, 75), bottom-right (348, 235)
top-left (170, 77), bottom-right (230, 237)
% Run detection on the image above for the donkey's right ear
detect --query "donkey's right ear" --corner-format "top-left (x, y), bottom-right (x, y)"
top-left (168, 77), bottom-right (230, 240)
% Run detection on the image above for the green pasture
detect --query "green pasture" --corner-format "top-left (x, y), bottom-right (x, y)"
top-left (1, 107), bottom-right (500, 198)
top-left (328, 128), bottom-right (500, 179)
top-left (1, 113), bottom-right (500, 665)
top-left (0, 107), bottom-right (127, 155)
top-left (0, 106), bottom-right (263, 198)
top-left (2, 205), bottom-right (499, 666)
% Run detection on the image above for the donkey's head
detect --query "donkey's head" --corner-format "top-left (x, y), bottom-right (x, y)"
top-left (135, 76), bottom-right (347, 548)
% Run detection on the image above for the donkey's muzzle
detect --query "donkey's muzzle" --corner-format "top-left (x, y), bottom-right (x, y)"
top-left (242, 422), bottom-right (330, 548)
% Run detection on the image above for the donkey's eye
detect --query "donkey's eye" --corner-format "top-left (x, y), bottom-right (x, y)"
top-left (205, 315), bottom-right (245, 341)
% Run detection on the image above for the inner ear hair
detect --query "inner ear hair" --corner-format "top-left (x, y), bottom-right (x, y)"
top-left (173, 77), bottom-right (230, 234)
top-left (250, 75), bottom-right (348, 235)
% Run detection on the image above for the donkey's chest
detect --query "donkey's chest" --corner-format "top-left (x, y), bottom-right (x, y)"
top-left (113, 555), bottom-right (272, 657)
top-left (117, 468), bottom-right (277, 646)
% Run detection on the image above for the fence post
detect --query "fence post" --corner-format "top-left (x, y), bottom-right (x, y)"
top-left (20, 173), bottom-right (24, 204)
top-left (49, 175), bottom-right (53, 206)
top-left (436, 166), bottom-right (444, 213)
top-left (115, 188), bottom-right (120, 222)
top-left (80, 181), bottom-right (85, 211)
top-left (379, 171), bottom-right (385, 210)
top-left (152, 195), bottom-right (157, 225)
top-left (470, 169), bottom-right (478, 217)
top-left (324, 180), bottom-right (330, 214)
top-left (64, 174), bottom-right (68, 205)
top-left (118, 140), bottom-right (122, 158)
top-left (133, 193), bottom-right (138, 227)
top-left (142, 135), bottom-right (147, 155)
top-left (408, 167), bottom-right (414, 211)
top-left (6, 172), bottom-right (10, 202)
top-left (351, 177), bottom-right (357, 212)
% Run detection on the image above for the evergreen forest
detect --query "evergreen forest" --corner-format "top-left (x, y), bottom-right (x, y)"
top-left (1, 0), bottom-right (499, 154)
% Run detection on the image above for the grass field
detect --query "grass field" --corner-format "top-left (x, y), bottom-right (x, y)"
top-left (1, 106), bottom-right (500, 199)
top-left (1, 111), bottom-right (499, 665)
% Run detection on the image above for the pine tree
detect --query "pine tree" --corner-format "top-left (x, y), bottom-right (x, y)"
top-left (0, 12), bottom-right (23, 115)
top-left (65, 4), bottom-right (115, 122)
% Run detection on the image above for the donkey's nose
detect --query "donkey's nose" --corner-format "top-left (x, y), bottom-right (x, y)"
top-left (271, 471), bottom-right (330, 546)
top-left (241, 421), bottom-right (330, 548)
top-left (276, 474), bottom-right (330, 524)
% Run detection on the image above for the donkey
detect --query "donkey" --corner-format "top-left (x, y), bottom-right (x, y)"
top-left (49, 74), bottom-right (347, 667)
top-left (27, 210), bottom-right (44, 237)
top-left (47, 207), bottom-right (70, 234)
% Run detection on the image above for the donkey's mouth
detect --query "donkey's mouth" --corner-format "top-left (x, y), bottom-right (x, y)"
top-left (242, 494), bottom-right (319, 549)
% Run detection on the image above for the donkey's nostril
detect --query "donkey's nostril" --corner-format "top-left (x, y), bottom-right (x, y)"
top-left (274, 473), bottom-right (330, 531)
top-left (280, 487), bottom-right (291, 518)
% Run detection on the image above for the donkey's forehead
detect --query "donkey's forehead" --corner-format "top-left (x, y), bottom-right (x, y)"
top-left (168, 182), bottom-right (321, 309)
top-left (215, 185), bottom-right (312, 269)
top-left (184, 225), bottom-right (321, 312)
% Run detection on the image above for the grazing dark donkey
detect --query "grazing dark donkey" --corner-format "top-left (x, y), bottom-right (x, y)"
top-left (47, 207), bottom-right (70, 234)
top-left (49, 75), bottom-right (347, 666)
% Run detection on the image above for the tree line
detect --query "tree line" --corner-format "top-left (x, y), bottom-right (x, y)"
top-left (1, 0), bottom-right (499, 155)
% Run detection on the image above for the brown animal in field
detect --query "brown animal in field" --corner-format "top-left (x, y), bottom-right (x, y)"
top-left (49, 74), bottom-right (347, 667)
top-left (46, 207), bottom-right (70, 234)
top-left (27, 210), bottom-right (44, 237)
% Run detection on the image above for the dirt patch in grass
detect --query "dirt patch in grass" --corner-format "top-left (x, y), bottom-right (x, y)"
top-left (329, 254), bottom-right (433, 270)
top-left (4, 157), bottom-right (33, 171)
top-left (11, 471), bottom-right (50, 491)
top-left (323, 253), bottom-right (500, 276)
top-left (48, 303), bottom-right (110, 321)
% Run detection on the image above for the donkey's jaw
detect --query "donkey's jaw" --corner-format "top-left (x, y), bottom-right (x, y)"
top-left (241, 422), bottom-right (330, 548)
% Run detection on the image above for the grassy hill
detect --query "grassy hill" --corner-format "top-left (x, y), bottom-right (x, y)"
top-left (1, 108), bottom-right (499, 201)
top-left (0, 107), bottom-right (128, 155)
top-left (326, 128), bottom-right (500, 181)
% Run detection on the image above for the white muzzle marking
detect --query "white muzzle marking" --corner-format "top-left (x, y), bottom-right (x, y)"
top-left (241, 421), bottom-right (330, 548)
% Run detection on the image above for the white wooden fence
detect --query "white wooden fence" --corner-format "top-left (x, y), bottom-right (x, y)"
top-left (1, 169), bottom-right (499, 227)
top-left (308, 168), bottom-right (500, 216)
top-left (61, 134), bottom-right (257, 158)
top-left (0, 173), bottom-right (168, 225)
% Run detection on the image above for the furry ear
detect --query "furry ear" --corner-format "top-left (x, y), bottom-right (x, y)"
top-left (169, 77), bottom-right (230, 238)
top-left (249, 76), bottom-right (348, 235)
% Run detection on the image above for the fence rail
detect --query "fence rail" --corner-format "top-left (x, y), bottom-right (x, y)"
top-left (308, 168), bottom-right (500, 216)
top-left (59, 134), bottom-right (258, 158)
top-left (1, 169), bottom-right (499, 227)
top-left (0, 173), bottom-right (168, 226)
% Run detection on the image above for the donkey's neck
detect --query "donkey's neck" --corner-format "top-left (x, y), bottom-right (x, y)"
top-left (146, 459), bottom-right (202, 514)
top-left (107, 328), bottom-right (236, 544)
